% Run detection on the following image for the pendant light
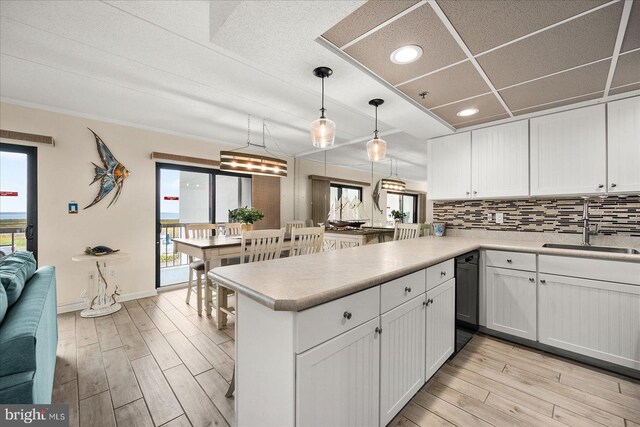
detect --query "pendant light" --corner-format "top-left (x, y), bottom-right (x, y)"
top-left (310, 67), bottom-right (336, 148)
top-left (381, 159), bottom-right (406, 192)
top-left (366, 98), bottom-right (386, 161)
top-left (220, 116), bottom-right (288, 177)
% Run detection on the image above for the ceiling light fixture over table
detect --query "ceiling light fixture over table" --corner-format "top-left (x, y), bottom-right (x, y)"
top-left (456, 108), bottom-right (479, 117)
top-left (310, 66), bottom-right (336, 148)
top-left (220, 115), bottom-right (287, 178)
top-left (366, 98), bottom-right (387, 162)
top-left (390, 45), bottom-right (423, 64)
top-left (381, 158), bottom-right (406, 192)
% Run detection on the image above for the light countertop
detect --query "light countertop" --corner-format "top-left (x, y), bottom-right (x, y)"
top-left (208, 236), bottom-right (640, 312)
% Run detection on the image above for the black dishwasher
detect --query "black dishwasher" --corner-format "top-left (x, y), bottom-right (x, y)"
top-left (455, 251), bottom-right (479, 353)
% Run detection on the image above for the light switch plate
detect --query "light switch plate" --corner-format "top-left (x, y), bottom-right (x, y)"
top-left (487, 213), bottom-right (492, 222)
top-left (496, 212), bottom-right (504, 224)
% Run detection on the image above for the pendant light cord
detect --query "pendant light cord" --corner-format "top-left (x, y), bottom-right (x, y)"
top-left (374, 105), bottom-right (379, 138)
top-left (320, 77), bottom-right (326, 119)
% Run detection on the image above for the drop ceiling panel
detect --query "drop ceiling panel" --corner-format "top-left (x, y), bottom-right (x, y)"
top-left (610, 82), bottom-right (640, 95)
top-left (612, 50), bottom-right (640, 88)
top-left (500, 59), bottom-right (611, 112)
top-left (322, 0), bottom-right (418, 48)
top-left (513, 92), bottom-right (604, 116)
top-left (621, 1), bottom-right (640, 53)
top-left (436, 0), bottom-right (608, 55)
top-left (343, 4), bottom-right (466, 86)
top-left (477, 2), bottom-right (623, 89)
top-left (398, 60), bottom-right (490, 109)
top-left (431, 93), bottom-right (507, 127)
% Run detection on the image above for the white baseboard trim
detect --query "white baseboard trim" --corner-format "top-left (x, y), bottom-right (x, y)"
top-left (57, 289), bottom-right (159, 314)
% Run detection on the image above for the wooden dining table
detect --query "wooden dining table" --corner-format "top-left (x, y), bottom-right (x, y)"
top-left (172, 235), bottom-right (292, 328)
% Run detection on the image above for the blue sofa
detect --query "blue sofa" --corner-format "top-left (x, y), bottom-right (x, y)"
top-left (0, 252), bottom-right (57, 404)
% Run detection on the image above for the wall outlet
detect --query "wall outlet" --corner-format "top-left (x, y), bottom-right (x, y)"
top-left (487, 213), bottom-right (492, 222)
top-left (496, 212), bottom-right (504, 224)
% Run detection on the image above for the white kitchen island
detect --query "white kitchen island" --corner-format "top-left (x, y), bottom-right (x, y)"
top-left (209, 237), bottom-right (640, 427)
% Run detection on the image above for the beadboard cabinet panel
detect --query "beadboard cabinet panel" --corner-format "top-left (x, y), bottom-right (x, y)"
top-left (425, 278), bottom-right (456, 380)
top-left (539, 273), bottom-right (640, 370)
top-left (380, 295), bottom-right (426, 426)
top-left (530, 104), bottom-right (607, 196)
top-left (296, 318), bottom-right (380, 427)
top-left (486, 266), bottom-right (537, 340)
top-left (471, 120), bottom-right (529, 198)
top-left (607, 96), bottom-right (640, 193)
top-left (427, 133), bottom-right (471, 200)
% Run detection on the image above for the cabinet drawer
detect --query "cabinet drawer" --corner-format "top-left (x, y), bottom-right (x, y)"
top-left (296, 286), bottom-right (380, 353)
top-left (486, 250), bottom-right (536, 271)
top-left (539, 255), bottom-right (640, 285)
top-left (426, 259), bottom-right (454, 291)
top-left (381, 270), bottom-right (426, 313)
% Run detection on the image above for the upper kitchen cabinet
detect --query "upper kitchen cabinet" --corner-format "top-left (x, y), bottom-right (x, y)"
top-left (427, 132), bottom-right (471, 200)
top-left (471, 120), bottom-right (529, 198)
top-left (530, 104), bottom-right (606, 196)
top-left (607, 96), bottom-right (640, 194)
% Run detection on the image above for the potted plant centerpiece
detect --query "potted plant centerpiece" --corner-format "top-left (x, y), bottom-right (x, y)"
top-left (390, 209), bottom-right (407, 224)
top-left (228, 206), bottom-right (265, 231)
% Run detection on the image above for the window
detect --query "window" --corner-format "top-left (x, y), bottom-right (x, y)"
top-left (215, 175), bottom-right (252, 223)
top-left (330, 184), bottom-right (363, 220)
top-left (387, 192), bottom-right (418, 224)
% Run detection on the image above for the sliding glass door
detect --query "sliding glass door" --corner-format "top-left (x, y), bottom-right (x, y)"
top-left (0, 143), bottom-right (37, 260)
top-left (155, 163), bottom-right (251, 287)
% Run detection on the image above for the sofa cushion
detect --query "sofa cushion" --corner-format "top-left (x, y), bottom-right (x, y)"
top-left (0, 266), bottom-right (56, 378)
top-left (0, 285), bottom-right (7, 324)
top-left (0, 251), bottom-right (37, 307)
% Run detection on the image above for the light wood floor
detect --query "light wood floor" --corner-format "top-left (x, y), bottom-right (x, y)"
top-left (54, 287), bottom-right (640, 427)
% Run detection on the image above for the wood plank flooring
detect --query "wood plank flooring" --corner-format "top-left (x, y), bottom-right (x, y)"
top-left (54, 288), bottom-right (640, 427)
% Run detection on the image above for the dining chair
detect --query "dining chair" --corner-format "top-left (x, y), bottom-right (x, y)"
top-left (184, 223), bottom-right (217, 315)
top-left (393, 223), bottom-right (421, 241)
top-left (290, 226), bottom-right (324, 256)
top-left (285, 220), bottom-right (306, 234)
top-left (214, 228), bottom-right (285, 398)
top-left (223, 222), bottom-right (244, 236)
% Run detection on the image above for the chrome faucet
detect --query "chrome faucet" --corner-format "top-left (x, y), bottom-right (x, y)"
top-left (581, 198), bottom-right (598, 246)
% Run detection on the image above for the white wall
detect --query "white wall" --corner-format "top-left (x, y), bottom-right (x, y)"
top-left (0, 102), bottom-right (428, 310)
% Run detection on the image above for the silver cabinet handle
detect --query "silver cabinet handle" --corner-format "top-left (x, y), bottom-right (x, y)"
top-left (473, 191), bottom-right (477, 194)
top-left (404, 286), bottom-right (412, 293)
top-left (598, 184), bottom-right (604, 189)
top-left (466, 191), bottom-right (470, 195)
top-left (529, 278), bottom-right (535, 282)
top-left (343, 311), bottom-right (352, 320)
top-left (507, 259), bottom-right (513, 263)
top-left (611, 183), bottom-right (617, 188)
top-left (375, 327), bottom-right (383, 335)
top-left (540, 279), bottom-right (546, 284)
top-left (424, 298), bottom-right (434, 306)
top-left (440, 271), bottom-right (447, 276)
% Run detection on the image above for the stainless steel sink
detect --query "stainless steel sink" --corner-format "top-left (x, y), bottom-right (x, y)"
top-left (542, 243), bottom-right (640, 254)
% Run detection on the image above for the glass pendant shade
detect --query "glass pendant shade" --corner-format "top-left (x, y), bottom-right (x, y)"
top-left (366, 137), bottom-right (387, 161)
top-left (310, 117), bottom-right (336, 148)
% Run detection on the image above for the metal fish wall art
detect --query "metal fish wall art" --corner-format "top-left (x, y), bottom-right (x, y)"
top-left (84, 128), bottom-right (130, 209)
top-left (372, 179), bottom-right (383, 214)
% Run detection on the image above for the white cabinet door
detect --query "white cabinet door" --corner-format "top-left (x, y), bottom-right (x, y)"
top-left (607, 96), bottom-right (640, 193)
top-left (471, 120), bottom-right (529, 198)
top-left (530, 104), bottom-right (606, 196)
top-left (486, 267), bottom-right (537, 340)
top-left (380, 295), bottom-right (426, 426)
top-left (425, 278), bottom-right (455, 380)
top-left (427, 132), bottom-right (471, 200)
top-left (539, 273), bottom-right (640, 371)
top-left (296, 318), bottom-right (380, 427)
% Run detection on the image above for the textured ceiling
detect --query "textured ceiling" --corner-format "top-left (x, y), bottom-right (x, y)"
top-left (0, 0), bottom-right (454, 183)
top-left (321, 0), bottom-right (640, 128)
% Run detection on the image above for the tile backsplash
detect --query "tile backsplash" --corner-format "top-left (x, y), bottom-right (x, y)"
top-left (433, 195), bottom-right (640, 237)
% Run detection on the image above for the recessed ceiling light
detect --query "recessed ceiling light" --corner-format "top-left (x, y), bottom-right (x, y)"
top-left (456, 108), bottom-right (479, 117)
top-left (390, 45), bottom-right (423, 64)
